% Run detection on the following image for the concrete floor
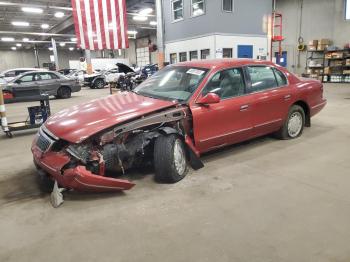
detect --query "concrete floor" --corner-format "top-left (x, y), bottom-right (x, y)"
top-left (0, 84), bottom-right (349, 262)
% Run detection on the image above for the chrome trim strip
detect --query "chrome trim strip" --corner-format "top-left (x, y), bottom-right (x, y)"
top-left (41, 125), bottom-right (59, 140)
top-left (74, 178), bottom-right (125, 190)
top-left (200, 127), bottom-right (253, 142)
top-left (311, 101), bottom-right (326, 109)
top-left (254, 118), bottom-right (282, 128)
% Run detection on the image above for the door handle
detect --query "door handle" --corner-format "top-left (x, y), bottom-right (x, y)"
top-left (240, 105), bottom-right (249, 111)
top-left (284, 94), bottom-right (291, 100)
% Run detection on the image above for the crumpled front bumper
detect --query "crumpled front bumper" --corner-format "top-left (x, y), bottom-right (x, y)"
top-left (31, 137), bottom-right (135, 192)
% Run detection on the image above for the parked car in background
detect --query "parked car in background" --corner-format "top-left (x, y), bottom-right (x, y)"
top-left (0, 68), bottom-right (44, 82)
top-left (84, 63), bottom-right (135, 88)
top-left (58, 68), bottom-right (77, 75)
top-left (67, 69), bottom-right (85, 86)
top-left (3, 70), bottom-right (81, 99)
top-left (31, 59), bottom-right (326, 193)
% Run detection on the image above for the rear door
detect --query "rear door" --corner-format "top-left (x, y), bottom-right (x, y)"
top-left (36, 72), bottom-right (59, 95)
top-left (245, 66), bottom-right (292, 137)
top-left (191, 67), bottom-right (254, 153)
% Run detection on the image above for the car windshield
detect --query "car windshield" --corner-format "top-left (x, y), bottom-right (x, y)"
top-left (134, 66), bottom-right (208, 102)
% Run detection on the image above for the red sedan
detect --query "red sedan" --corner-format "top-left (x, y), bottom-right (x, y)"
top-left (31, 59), bottom-right (326, 193)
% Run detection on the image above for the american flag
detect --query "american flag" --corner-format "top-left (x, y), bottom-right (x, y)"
top-left (71, 0), bottom-right (129, 50)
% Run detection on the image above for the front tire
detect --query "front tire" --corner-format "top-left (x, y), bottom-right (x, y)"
top-left (93, 79), bottom-right (105, 89)
top-left (276, 105), bottom-right (305, 139)
top-left (154, 134), bottom-right (188, 183)
top-left (37, 169), bottom-right (54, 193)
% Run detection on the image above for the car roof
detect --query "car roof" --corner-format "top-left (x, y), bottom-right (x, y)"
top-left (2, 68), bottom-right (43, 73)
top-left (173, 59), bottom-right (278, 70)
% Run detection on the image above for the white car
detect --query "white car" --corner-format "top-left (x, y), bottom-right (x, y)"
top-left (0, 68), bottom-right (44, 82)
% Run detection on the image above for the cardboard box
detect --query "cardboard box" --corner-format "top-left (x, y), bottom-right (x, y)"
top-left (343, 70), bottom-right (350, 75)
top-left (308, 40), bottom-right (318, 46)
top-left (308, 45), bottom-right (317, 51)
top-left (346, 59), bottom-right (350, 65)
top-left (317, 44), bottom-right (329, 51)
top-left (320, 39), bottom-right (331, 45)
top-left (332, 52), bottom-right (343, 59)
top-left (324, 67), bottom-right (330, 75)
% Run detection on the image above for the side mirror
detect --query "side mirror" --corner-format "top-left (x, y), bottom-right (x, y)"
top-left (15, 80), bottom-right (22, 84)
top-left (197, 93), bottom-right (220, 105)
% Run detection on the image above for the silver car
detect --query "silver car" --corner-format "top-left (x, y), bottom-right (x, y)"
top-left (3, 71), bottom-right (81, 99)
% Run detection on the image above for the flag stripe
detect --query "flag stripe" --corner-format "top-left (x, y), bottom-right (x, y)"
top-left (93, 0), bottom-right (103, 49)
top-left (115, 0), bottom-right (122, 50)
top-left (71, 0), bottom-right (128, 50)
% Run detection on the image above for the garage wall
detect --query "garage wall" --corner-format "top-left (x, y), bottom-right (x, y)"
top-left (0, 49), bottom-right (82, 71)
top-left (165, 34), bottom-right (268, 63)
top-left (162, 0), bottom-right (272, 42)
top-left (276, 0), bottom-right (350, 74)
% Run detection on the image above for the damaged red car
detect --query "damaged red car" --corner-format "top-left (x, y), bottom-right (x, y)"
top-left (31, 59), bottom-right (326, 192)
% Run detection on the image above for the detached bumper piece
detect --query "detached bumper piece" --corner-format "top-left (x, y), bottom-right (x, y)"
top-left (33, 147), bottom-right (135, 194)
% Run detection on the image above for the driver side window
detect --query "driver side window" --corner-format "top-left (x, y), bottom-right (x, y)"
top-left (19, 73), bottom-right (35, 82)
top-left (202, 68), bottom-right (245, 99)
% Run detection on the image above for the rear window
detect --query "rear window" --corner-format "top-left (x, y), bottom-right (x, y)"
top-left (273, 68), bottom-right (287, 86)
top-left (247, 66), bottom-right (277, 93)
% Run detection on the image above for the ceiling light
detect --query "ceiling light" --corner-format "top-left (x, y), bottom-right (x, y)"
top-left (48, 47), bottom-right (53, 51)
top-left (139, 8), bottom-right (153, 15)
top-left (150, 21), bottom-right (157, 26)
top-left (1, 37), bottom-right (15, 41)
top-left (23, 38), bottom-right (29, 42)
top-left (69, 47), bottom-right (74, 51)
top-left (59, 42), bottom-right (66, 47)
top-left (71, 37), bottom-right (77, 42)
top-left (41, 24), bottom-right (49, 29)
top-left (133, 15), bottom-right (148, 21)
top-left (12, 21), bottom-right (29, 27)
top-left (21, 7), bottom-right (43, 13)
top-left (16, 43), bottom-right (22, 47)
top-left (127, 30), bottom-right (138, 34)
top-left (54, 12), bottom-right (64, 18)
top-left (11, 47), bottom-right (16, 50)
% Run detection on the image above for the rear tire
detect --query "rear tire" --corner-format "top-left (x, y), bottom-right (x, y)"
top-left (93, 79), bottom-right (105, 89)
top-left (57, 86), bottom-right (71, 99)
top-left (276, 105), bottom-right (305, 140)
top-left (154, 134), bottom-right (188, 183)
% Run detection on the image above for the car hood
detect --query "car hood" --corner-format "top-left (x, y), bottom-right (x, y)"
top-left (44, 92), bottom-right (177, 143)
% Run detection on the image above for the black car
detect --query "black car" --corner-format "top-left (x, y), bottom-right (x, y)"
top-left (84, 63), bottom-right (135, 89)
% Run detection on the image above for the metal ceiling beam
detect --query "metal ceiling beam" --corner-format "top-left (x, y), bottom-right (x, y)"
top-left (0, 1), bottom-right (72, 11)
top-left (0, 31), bottom-right (75, 37)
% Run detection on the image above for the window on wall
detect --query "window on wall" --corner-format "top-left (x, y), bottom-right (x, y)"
top-left (190, 51), bottom-right (198, 60)
top-left (201, 49), bottom-right (210, 59)
top-left (191, 0), bottom-right (205, 17)
top-left (223, 48), bottom-right (233, 58)
top-left (170, 53), bottom-right (178, 64)
top-left (179, 52), bottom-right (187, 62)
top-left (346, 0), bottom-right (350, 20)
top-left (172, 0), bottom-right (184, 22)
top-left (223, 0), bottom-right (233, 12)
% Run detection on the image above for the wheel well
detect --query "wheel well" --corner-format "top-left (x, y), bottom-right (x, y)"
top-left (293, 100), bottom-right (310, 127)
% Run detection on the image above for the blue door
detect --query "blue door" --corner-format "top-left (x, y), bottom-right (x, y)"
top-left (275, 51), bottom-right (287, 67)
top-left (237, 45), bottom-right (253, 58)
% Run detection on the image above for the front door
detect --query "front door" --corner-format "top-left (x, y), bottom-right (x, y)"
top-left (245, 66), bottom-right (293, 136)
top-left (190, 67), bottom-right (254, 153)
top-left (11, 73), bottom-right (37, 97)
